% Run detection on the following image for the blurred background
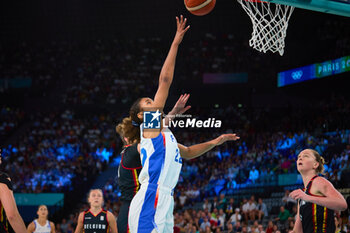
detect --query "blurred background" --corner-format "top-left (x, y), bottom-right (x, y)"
top-left (1, 0), bottom-right (350, 232)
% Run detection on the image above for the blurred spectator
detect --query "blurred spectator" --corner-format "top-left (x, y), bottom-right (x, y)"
top-left (200, 217), bottom-right (211, 232)
top-left (218, 193), bottom-right (227, 211)
top-left (265, 220), bottom-right (274, 233)
top-left (233, 221), bottom-right (242, 233)
top-left (217, 209), bottom-right (226, 230)
top-left (247, 196), bottom-right (257, 221)
top-left (282, 190), bottom-right (297, 212)
top-left (242, 198), bottom-right (249, 222)
top-left (226, 222), bottom-right (234, 233)
top-left (229, 208), bottom-right (242, 226)
top-left (249, 166), bottom-right (259, 183)
top-left (275, 206), bottom-right (290, 226)
top-left (226, 198), bottom-right (238, 217)
top-left (203, 198), bottom-right (212, 212)
top-left (256, 197), bottom-right (268, 221)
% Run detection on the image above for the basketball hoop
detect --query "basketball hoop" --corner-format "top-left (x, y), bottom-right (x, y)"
top-left (236, 0), bottom-right (295, 56)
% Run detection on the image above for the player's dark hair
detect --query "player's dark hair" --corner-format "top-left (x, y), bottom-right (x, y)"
top-left (116, 98), bottom-right (143, 144)
top-left (130, 98), bottom-right (143, 127)
top-left (37, 205), bottom-right (47, 211)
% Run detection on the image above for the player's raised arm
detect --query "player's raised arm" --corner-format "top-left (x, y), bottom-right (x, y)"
top-left (153, 15), bottom-right (190, 109)
top-left (178, 134), bottom-right (240, 160)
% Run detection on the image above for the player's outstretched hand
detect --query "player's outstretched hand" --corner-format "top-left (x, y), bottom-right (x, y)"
top-left (173, 15), bottom-right (190, 46)
top-left (214, 134), bottom-right (240, 146)
top-left (172, 94), bottom-right (191, 115)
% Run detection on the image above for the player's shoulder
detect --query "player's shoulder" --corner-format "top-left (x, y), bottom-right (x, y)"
top-left (312, 176), bottom-right (333, 188)
top-left (0, 174), bottom-right (13, 190)
top-left (313, 175), bottom-right (329, 183)
top-left (125, 143), bottom-right (138, 154)
top-left (0, 172), bottom-right (12, 183)
top-left (106, 210), bottom-right (116, 220)
top-left (80, 210), bottom-right (89, 216)
top-left (27, 221), bottom-right (36, 231)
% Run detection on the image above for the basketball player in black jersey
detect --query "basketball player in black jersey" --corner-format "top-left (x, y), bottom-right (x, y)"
top-left (0, 150), bottom-right (27, 233)
top-left (74, 189), bottom-right (117, 233)
top-left (115, 94), bottom-right (191, 233)
top-left (290, 149), bottom-right (347, 233)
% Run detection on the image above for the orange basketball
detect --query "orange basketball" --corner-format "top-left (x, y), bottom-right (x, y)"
top-left (184, 0), bottom-right (216, 16)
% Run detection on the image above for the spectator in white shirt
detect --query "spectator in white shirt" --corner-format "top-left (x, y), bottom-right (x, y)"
top-left (179, 191), bottom-right (187, 209)
top-left (247, 197), bottom-right (257, 220)
top-left (217, 209), bottom-right (226, 230)
top-left (203, 198), bottom-right (212, 212)
top-left (242, 198), bottom-right (249, 222)
top-left (229, 208), bottom-right (242, 226)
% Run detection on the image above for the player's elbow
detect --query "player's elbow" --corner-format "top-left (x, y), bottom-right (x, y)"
top-left (159, 74), bottom-right (172, 84)
top-left (180, 148), bottom-right (191, 160)
top-left (339, 200), bottom-right (347, 211)
top-left (6, 210), bottom-right (18, 223)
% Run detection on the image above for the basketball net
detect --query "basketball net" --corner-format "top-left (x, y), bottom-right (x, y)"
top-left (236, 0), bottom-right (294, 56)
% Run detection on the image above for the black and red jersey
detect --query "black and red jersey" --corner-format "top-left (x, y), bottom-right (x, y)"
top-left (299, 175), bottom-right (335, 233)
top-left (83, 209), bottom-right (109, 233)
top-left (117, 144), bottom-right (142, 201)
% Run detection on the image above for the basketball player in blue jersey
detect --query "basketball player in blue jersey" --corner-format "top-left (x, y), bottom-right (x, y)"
top-left (115, 94), bottom-right (191, 233)
top-left (74, 189), bottom-right (117, 233)
top-left (125, 16), bottom-right (240, 233)
top-left (290, 149), bottom-right (347, 233)
top-left (27, 205), bottom-right (55, 233)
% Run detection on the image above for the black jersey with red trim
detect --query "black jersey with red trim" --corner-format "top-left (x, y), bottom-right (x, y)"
top-left (299, 175), bottom-right (335, 233)
top-left (83, 209), bottom-right (109, 233)
top-left (0, 172), bottom-right (14, 233)
top-left (117, 144), bottom-right (142, 201)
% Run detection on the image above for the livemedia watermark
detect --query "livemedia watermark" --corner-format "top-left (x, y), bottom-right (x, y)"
top-left (143, 110), bottom-right (222, 129)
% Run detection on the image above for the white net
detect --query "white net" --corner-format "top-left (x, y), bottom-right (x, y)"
top-left (236, 0), bottom-right (295, 56)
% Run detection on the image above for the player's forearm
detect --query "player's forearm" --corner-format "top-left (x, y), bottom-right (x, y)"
top-left (182, 140), bottom-right (217, 160)
top-left (158, 43), bottom-right (179, 86)
top-left (291, 228), bottom-right (303, 233)
top-left (7, 212), bottom-right (27, 233)
top-left (74, 227), bottom-right (82, 233)
top-left (307, 195), bottom-right (347, 211)
top-left (292, 219), bottom-right (303, 233)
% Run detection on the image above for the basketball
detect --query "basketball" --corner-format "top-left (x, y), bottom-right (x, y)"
top-left (184, 0), bottom-right (216, 16)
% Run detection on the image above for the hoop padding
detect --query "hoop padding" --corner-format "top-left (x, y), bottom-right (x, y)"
top-left (237, 0), bottom-right (294, 55)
